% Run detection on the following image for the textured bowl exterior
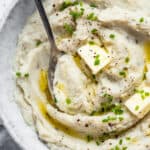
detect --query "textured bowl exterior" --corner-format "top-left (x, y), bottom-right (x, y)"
top-left (0, 0), bottom-right (48, 149)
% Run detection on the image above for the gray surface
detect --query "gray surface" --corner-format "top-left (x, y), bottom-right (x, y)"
top-left (0, 125), bottom-right (20, 150)
top-left (0, 0), bottom-right (36, 149)
top-left (0, 0), bottom-right (21, 148)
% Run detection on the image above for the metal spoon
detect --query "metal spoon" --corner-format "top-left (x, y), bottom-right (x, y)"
top-left (34, 0), bottom-right (62, 99)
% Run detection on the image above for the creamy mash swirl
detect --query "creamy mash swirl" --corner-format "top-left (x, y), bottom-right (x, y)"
top-left (15, 0), bottom-right (150, 149)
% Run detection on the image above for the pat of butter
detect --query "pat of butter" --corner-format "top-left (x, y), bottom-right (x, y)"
top-left (125, 86), bottom-right (150, 119)
top-left (77, 44), bottom-right (110, 74)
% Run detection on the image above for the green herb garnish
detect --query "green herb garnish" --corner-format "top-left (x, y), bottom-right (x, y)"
top-left (139, 17), bottom-right (144, 23)
top-left (126, 137), bottom-right (131, 141)
top-left (91, 28), bottom-right (98, 34)
top-left (135, 105), bottom-right (139, 111)
top-left (64, 23), bottom-right (75, 35)
top-left (87, 13), bottom-right (98, 21)
top-left (70, 8), bottom-right (84, 20)
top-left (125, 57), bottom-right (130, 63)
top-left (60, 0), bottom-right (80, 11)
top-left (24, 73), bottom-right (29, 78)
top-left (119, 139), bottom-right (123, 145)
top-left (16, 72), bottom-right (29, 78)
top-left (94, 59), bottom-right (100, 65)
top-left (100, 95), bottom-right (114, 112)
top-left (119, 71), bottom-right (126, 78)
top-left (102, 116), bottom-right (117, 123)
top-left (16, 72), bottom-right (21, 77)
top-left (100, 101), bottom-right (114, 113)
top-left (103, 93), bottom-right (113, 101)
top-left (36, 40), bottom-right (42, 47)
top-left (101, 93), bottom-right (124, 115)
top-left (89, 41), bottom-right (95, 45)
top-left (112, 105), bottom-right (124, 115)
top-left (94, 55), bottom-right (100, 66)
top-left (135, 89), bottom-right (150, 100)
top-left (66, 98), bottom-right (71, 104)
top-left (109, 34), bottom-right (115, 39)
top-left (100, 94), bottom-right (114, 113)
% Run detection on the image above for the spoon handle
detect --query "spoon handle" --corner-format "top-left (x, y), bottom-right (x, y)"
top-left (34, 0), bottom-right (55, 44)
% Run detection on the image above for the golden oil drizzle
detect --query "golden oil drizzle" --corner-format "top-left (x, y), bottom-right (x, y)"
top-left (38, 70), bottom-right (84, 140)
top-left (144, 41), bottom-right (150, 63)
top-left (37, 100), bottom-right (84, 139)
top-left (39, 70), bottom-right (48, 92)
top-left (73, 54), bottom-right (83, 70)
top-left (39, 70), bottom-right (54, 105)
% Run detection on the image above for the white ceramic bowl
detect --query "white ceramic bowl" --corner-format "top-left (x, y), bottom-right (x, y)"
top-left (0, 0), bottom-right (48, 149)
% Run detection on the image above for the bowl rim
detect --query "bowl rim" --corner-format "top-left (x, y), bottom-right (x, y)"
top-left (0, 1), bottom-right (48, 149)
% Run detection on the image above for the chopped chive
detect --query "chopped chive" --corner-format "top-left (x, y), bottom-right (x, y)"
top-left (100, 94), bottom-right (124, 115)
top-left (66, 98), bottom-right (71, 104)
top-left (94, 55), bottom-right (100, 66)
top-left (60, 0), bottom-right (81, 11)
top-left (70, 8), bottom-right (84, 21)
top-left (91, 28), bottom-right (98, 34)
top-left (109, 34), bottom-right (115, 39)
top-left (102, 116), bottom-right (117, 123)
top-left (135, 105), bottom-right (139, 111)
top-left (24, 73), bottom-right (29, 78)
top-left (136, 89), bottom-right (150, 100)
top-left (126, 137), bottom-right (131, 141)
top-left (125, 57), bottom-right (130, 63)
top-left (112, 105), bottom-right (124, 115)
top-left (119, 139), bottom-right (123, 145)
top-left (87, 13), bottom-right (98, 21)
top-left (94, 59), bottom-right (100, 66)
top-left (103, 93), bottom-right (113, 101)
top-left (89, 41), bottom-right (95, 45)
top-left (36, 40), bottom-right (42, 47)
top-left (139, 17), bottom-right (144, 23)
top-left (60, 0), bottom-right (72, 11)
top-left (63, 23), bottom-right (75, 35)
top-left (16, 72), bottom-right (21, 77)
top-left (119, 71), bottom-right (126, 78)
